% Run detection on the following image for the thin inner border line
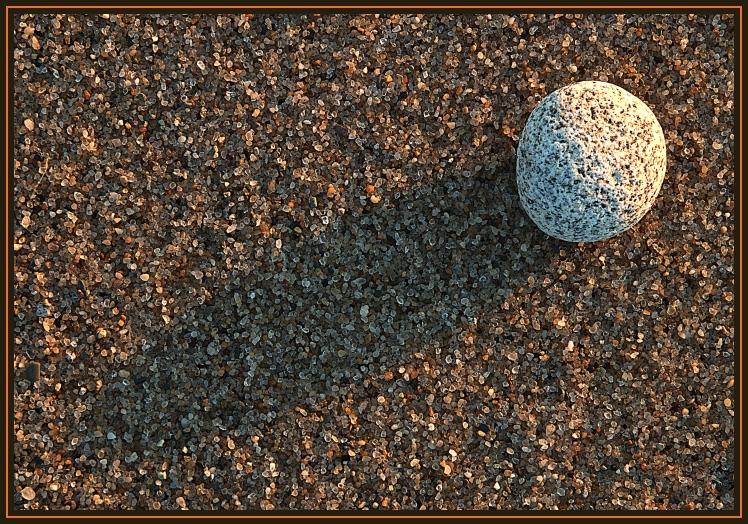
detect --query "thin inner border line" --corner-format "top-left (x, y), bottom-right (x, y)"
top-left (4, 4), bottom-right (742, 519)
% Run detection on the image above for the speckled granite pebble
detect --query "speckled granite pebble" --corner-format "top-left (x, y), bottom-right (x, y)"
top-left (516, 81), bottom-right (667, 242)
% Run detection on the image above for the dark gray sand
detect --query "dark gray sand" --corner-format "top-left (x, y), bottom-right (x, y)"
top-left (13, 14), bottom-right (734, 510)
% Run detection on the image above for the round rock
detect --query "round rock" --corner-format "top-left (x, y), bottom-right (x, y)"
top-left (516, 81), bottom-right (666, 242)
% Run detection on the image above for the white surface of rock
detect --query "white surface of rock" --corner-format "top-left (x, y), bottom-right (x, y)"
top-left (516, 81), bottom-right (667, 242)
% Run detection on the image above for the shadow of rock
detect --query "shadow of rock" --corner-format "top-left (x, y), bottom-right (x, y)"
top-left (171, 170), bottom-right (557, 423)
top-left (82, 169), bottom-right (560, 467)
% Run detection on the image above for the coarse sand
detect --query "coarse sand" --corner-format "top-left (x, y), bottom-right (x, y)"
top-left (13, 13), bottom-right (735, 511)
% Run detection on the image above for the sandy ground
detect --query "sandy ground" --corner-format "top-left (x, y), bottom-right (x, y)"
top-left (13, 13), bottom-right (735, 511)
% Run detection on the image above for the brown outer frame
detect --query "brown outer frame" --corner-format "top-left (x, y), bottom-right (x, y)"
top-left (3, 3), bottom-right (742, 519)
